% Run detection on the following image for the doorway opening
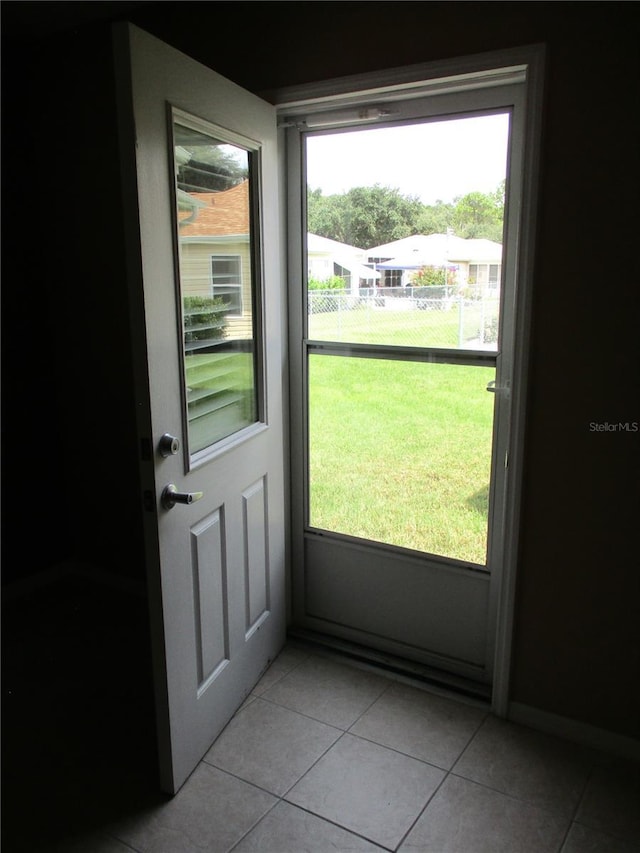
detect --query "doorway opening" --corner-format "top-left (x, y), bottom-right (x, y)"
top-left (277, 49), bottom-right (544, 708)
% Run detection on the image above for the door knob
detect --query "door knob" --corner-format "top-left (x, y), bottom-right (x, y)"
top-left (161, 484), bottom-right (204, 510)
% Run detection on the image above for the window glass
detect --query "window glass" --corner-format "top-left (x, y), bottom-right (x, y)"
top-left (173, 117), bottom-right (260, 456)
top-left (308, 355), bottom-right (495, 565)
top-left (306, 114), bottom-right (508, 350)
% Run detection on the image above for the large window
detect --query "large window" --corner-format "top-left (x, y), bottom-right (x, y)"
top-left (211, 255), bottom-right (243, 315)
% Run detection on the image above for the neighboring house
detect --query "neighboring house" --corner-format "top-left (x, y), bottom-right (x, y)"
top-left (308, 233), bottom-right (380, 294)
top-left (178, 180), bottom-right (253, 340)
top-left (366, 233), bottom-right (503, 294)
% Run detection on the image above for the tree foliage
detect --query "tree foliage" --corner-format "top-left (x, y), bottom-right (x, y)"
top-left (308, 185), bottom-right (424, 248)
top-left (451, 187), bottom-right (504, 241)
top-left (307, 183), bottom-right (503, 247)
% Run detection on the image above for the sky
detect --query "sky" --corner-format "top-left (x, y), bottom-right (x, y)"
top-left (306, 113), bottom-right (510, 205)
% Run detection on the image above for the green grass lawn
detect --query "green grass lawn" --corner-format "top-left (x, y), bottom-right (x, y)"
top-left (309, 298), bottom-right (498, 349)
top-left (308, 354), bottom-right (496, 565)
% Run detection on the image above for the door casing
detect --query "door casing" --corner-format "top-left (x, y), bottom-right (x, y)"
top-left (274, 45), bottom-right (545, 712)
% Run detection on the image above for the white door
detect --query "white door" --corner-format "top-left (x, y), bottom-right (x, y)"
top-left (115, 24), bottom-right (286, 794)
top-left (280, 61), bottom-right (541, 698)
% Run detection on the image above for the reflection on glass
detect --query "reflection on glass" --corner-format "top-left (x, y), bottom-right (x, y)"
top-left (308, 356), bottom-right (495, 565)
top-left (173, 119), bottom-right (258, 455)
top-left (306, 114), bottom-right (508, 350)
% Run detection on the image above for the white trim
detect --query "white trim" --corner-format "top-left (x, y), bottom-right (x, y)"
top-left (509, 702), bottom-right (640, 763)
top-left (271, 48), bottom-right (535, 113)
top-left (491, 44), bottom-right (546, 717)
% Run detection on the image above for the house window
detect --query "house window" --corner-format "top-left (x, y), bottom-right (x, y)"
top-left (211, 255), bottom-right (242, 315)
top-left (469, 263), bottom-right (501, 290)
top-left (385, 269), bottom-right (403, 288)
top-left (333, 262), bottom-right (351, 288)
top-left (489, 264), bottom-right (500, 288)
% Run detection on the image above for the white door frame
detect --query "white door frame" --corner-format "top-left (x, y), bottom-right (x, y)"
top-left (273, 44), bottom-right (545, 713)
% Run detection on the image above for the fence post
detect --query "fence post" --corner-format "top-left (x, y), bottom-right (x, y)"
top-left (458, 295), bottom-right (465, 347)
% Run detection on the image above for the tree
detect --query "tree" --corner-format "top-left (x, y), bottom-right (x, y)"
top-left (308, 185), bottom-right (424, 248)
top-left (452, 190), bottom-right (503, 241)
top-left (416, 201), bottom-right (455, 236)
top-left (307, 182), bottom-right (505, 246)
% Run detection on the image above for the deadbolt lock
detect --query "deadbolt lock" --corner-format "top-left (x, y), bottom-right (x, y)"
top-left (159, 433), bottom-right (180, 457)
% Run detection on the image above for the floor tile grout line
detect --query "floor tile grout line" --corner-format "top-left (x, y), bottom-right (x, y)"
top-left (218, 729), bottom-right (395, 853)
top-left (346, 678), bottom-right (396, 730)
top-left (105, 833), bottom-right (144, 853)
top-left (449, 709), bottom-right (492, 772)
top-left (555, 760), bottom-right (598, 852)
top-left (240, 696), bottom-right (348, 732)
top-left (280, 729), bottom-right (350, 799)
top-left (273, 800), bottom-right (396, 852)
top-left (446, 768), bottom-right (585, 818)
top-left (394, 760), bottom-right (452, 851)
top-left (198, 755), bottom-right (290, 799)
top-left (444, 764), bottom-right (588, 822)
top-left (342, 729), bottom-right (459, 773)
top-left (225, 796), bottom-right (284, 853)
top-left (249, 648), bottom-right (314, 697)
top-left (449, 715), bottom-right (601, 823)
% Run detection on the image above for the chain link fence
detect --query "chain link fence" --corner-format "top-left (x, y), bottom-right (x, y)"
top-left (308, 287), bottom-right (500, 349)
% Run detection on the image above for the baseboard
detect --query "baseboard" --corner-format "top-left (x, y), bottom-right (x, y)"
top-left (508, 701), bottom-right (640, 762)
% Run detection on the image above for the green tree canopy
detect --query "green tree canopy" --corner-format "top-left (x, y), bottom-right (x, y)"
top-left (308, 185), bottom-right (424, 248)
top-left (307, 183), bottom-right (504, 247)
top-left (451, 189), bottom-right (504, 241)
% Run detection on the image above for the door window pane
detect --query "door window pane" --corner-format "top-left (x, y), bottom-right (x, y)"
top-left (306, 114), bottom-right (508, 350)
top-left (308, 355), bottom-right (496, 565)
top-left (173, 117), bottom-right (259, 456)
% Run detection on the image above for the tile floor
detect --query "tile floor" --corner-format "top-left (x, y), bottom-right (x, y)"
top-left (48, 641), bottom-right (640, 853)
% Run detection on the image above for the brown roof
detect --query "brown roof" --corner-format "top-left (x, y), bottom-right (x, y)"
top-left (179, 180), bottom-right (249, 237)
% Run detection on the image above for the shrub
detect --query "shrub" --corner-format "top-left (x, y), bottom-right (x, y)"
top-left (308, 275), bottom-right (347, 291)
top-left (411, 265), bottom-right (456, 288)
top-left (483, 315), bottom-right (499, 344)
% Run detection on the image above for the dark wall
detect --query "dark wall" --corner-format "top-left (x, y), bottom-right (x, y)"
top-left (3, 2), bottom-right (638, 740)
top-left (2, 20), bottom-right (145, 583)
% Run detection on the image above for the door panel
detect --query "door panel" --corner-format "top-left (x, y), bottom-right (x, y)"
top-left (305, 537), bottom-right (490, 670)
top-left (116, 24), bottom-right (286, 793)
